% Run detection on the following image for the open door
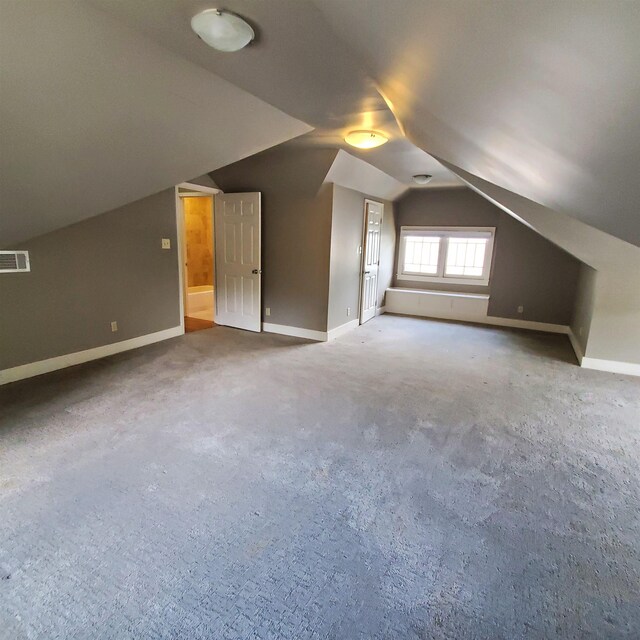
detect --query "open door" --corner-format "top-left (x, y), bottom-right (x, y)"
top-left (214, 192), bottom-right (262, 332)
top-left (359, 199), bottom-right (384, 324)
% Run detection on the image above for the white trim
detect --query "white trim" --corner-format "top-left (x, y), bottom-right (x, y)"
top-left (580, 357), bottom-right (640, 377)
top-left (484, 316), bottom-right (569, 334)
top-left (392, 288), bottom-right (489, 300)
top-left (568, 328), bottom-right (640, 376)
top-left (176, 184), bottom-right (219, 329)
top-left (262, 322), bottom-right (326, 342)
top-left (397, 225), bottom-right (495, 286)
top-left (399, 226), bottom-right (495, 237)
top-left (0, 326), bottom-right (184, 385)
top-left (178, 191), bottom-right (212, 198)
top-left (376, 306), bottom-right (386, 316)
top-left (175, 187), bottom-right (186, 332)
top-left (327, 318), bottom-right (359, 340)
top-left (397, 273), bottom-right (490, 286)
top-left (177, 182), bottom-right (220, 195)
top-left (568, 328), bottom-right (584, 364)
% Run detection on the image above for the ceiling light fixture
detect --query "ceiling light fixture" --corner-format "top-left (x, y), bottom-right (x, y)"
top-left (412, 174), bottom-right (433, 185)
top-left (344, 130), bottom-right (388, 149)
top-left (191, 9), bottom-right (255, 52)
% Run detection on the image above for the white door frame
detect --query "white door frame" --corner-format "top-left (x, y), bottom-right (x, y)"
top-left (175, 182), bottom-right (221, 331)
top-left (358, 198), bottom-right (384, 324)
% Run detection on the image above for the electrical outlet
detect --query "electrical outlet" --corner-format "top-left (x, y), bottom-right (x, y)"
top-left (265, 307), bottom-right (271, 317)
top-left (111, 321), bottom-right (118, 332)
top-left (357, 246), bottom-right (362, 255)
top-left (161, 238), bottom-right (171, 249)
top-left (347, 307), bottom-right (351, 316)
top-left (517, 305), bottom-right (524, 314)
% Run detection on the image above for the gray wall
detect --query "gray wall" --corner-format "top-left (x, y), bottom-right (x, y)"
top-left (570, 263), bottom-right (597, 357)
top-left (328, 186), bottom-right (395, 331)
top-left (212, 147), bottom-right (337, 332)
top-left (378, 199), bottom-right (397, 310)
top-left (0, 190), bottom-right (180, 370)
top-left (394, 188), bottom-right (581, 324)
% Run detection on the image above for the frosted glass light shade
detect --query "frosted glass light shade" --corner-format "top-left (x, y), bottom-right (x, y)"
top-left (191, 9), bottom-right (255, 52)
top-left (344, 130), bottom-right (388, 149)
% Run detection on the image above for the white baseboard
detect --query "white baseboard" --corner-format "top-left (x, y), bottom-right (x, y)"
top-left (580, 357), bottom-right (640, 377)
top-left (327, 318), bottom-right (359, 341)
top-left (0, 326), bottom-right (184, 386)
top-left (567, 328), bottom-right (639, 376)
top-left (262, 322), bottom-right (326, 342)
top-left (386, 294), bottom-right (639, 376)
top-left (484, 316), bottom-right (569, 335)
top-left (376, 306), bottom-right (386, 316)
top-left (263, 318), bottom-right (362, 343)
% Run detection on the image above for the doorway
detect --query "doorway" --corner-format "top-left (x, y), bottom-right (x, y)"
top-left (359, 199), bottom-right (384, 324)
top-left (178, 186), bottom-right (216, 333)
top-left (176, 185), bottom-right (263, 335)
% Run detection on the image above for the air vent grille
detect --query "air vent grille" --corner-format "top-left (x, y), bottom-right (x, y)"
top-left (0, 250), bottom-right (30, 273)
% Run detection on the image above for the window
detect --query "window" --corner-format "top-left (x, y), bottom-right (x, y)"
top-left (397, 226), bottom-right (495, 285)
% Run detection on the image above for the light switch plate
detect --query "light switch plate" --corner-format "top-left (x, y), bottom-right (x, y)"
top-left (161, 238), bottom-right (171, 249)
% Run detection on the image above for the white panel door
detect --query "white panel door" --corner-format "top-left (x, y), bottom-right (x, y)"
top-left (360, 200), bottom-right (384, 324)
top-left (214, 192), bottom-right (261, 332)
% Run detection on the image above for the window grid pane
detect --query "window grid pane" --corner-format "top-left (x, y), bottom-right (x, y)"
top-left (404, 236), bottom-right (440, 274)
top-left (445, 238), bottom-right (487, 277)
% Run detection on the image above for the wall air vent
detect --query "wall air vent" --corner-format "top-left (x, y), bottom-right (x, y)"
top-left (0, 250), bottom-right (30, 273)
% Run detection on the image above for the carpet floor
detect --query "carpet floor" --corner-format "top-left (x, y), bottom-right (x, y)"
top-left (1, 315), bottom-right (639, 639)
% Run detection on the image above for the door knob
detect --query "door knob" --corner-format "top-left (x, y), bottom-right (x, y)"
top-left (252, 269), bottom-right (262, 274)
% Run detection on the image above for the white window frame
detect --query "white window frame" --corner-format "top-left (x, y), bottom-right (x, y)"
top-left (397, 226), bottom-right (495, 286)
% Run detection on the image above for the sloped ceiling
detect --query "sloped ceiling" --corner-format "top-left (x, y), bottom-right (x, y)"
top-left (88, 0), bottom-right (462, 189)
top-left (324, 150), bottom-right (407, 202)
top-left (3, 0), bottom-right (638, 249)
top-left (314, 0), bottom-right (640, 247)
top-left (0, 0), bottom-right (311, 246)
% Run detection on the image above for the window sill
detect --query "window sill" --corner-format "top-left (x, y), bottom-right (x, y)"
top-left (389, 287), bottom-right (489, 300)
top-left (397, 274), bottom-right (489, 287)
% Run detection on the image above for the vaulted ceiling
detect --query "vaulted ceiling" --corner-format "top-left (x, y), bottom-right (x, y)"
top-left (0, 0), bottom-right (310, 245)
top-left (315, 0), bottom-right (640, 246)
top-left (2, 0), bottom-right (639, 248)
top-left (88, 0), bottom-right (462, 190)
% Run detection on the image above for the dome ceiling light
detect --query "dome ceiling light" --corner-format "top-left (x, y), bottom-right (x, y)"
top-left (412, 174), bottom-right (433, 185)
top-left (191, 9), bottom-right (255, 52)
top-left (344, 130), bottom-right (388, 149)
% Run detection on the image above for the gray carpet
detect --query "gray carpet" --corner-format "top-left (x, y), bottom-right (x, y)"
top-left (1, 315), bottom-right (639, 640)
